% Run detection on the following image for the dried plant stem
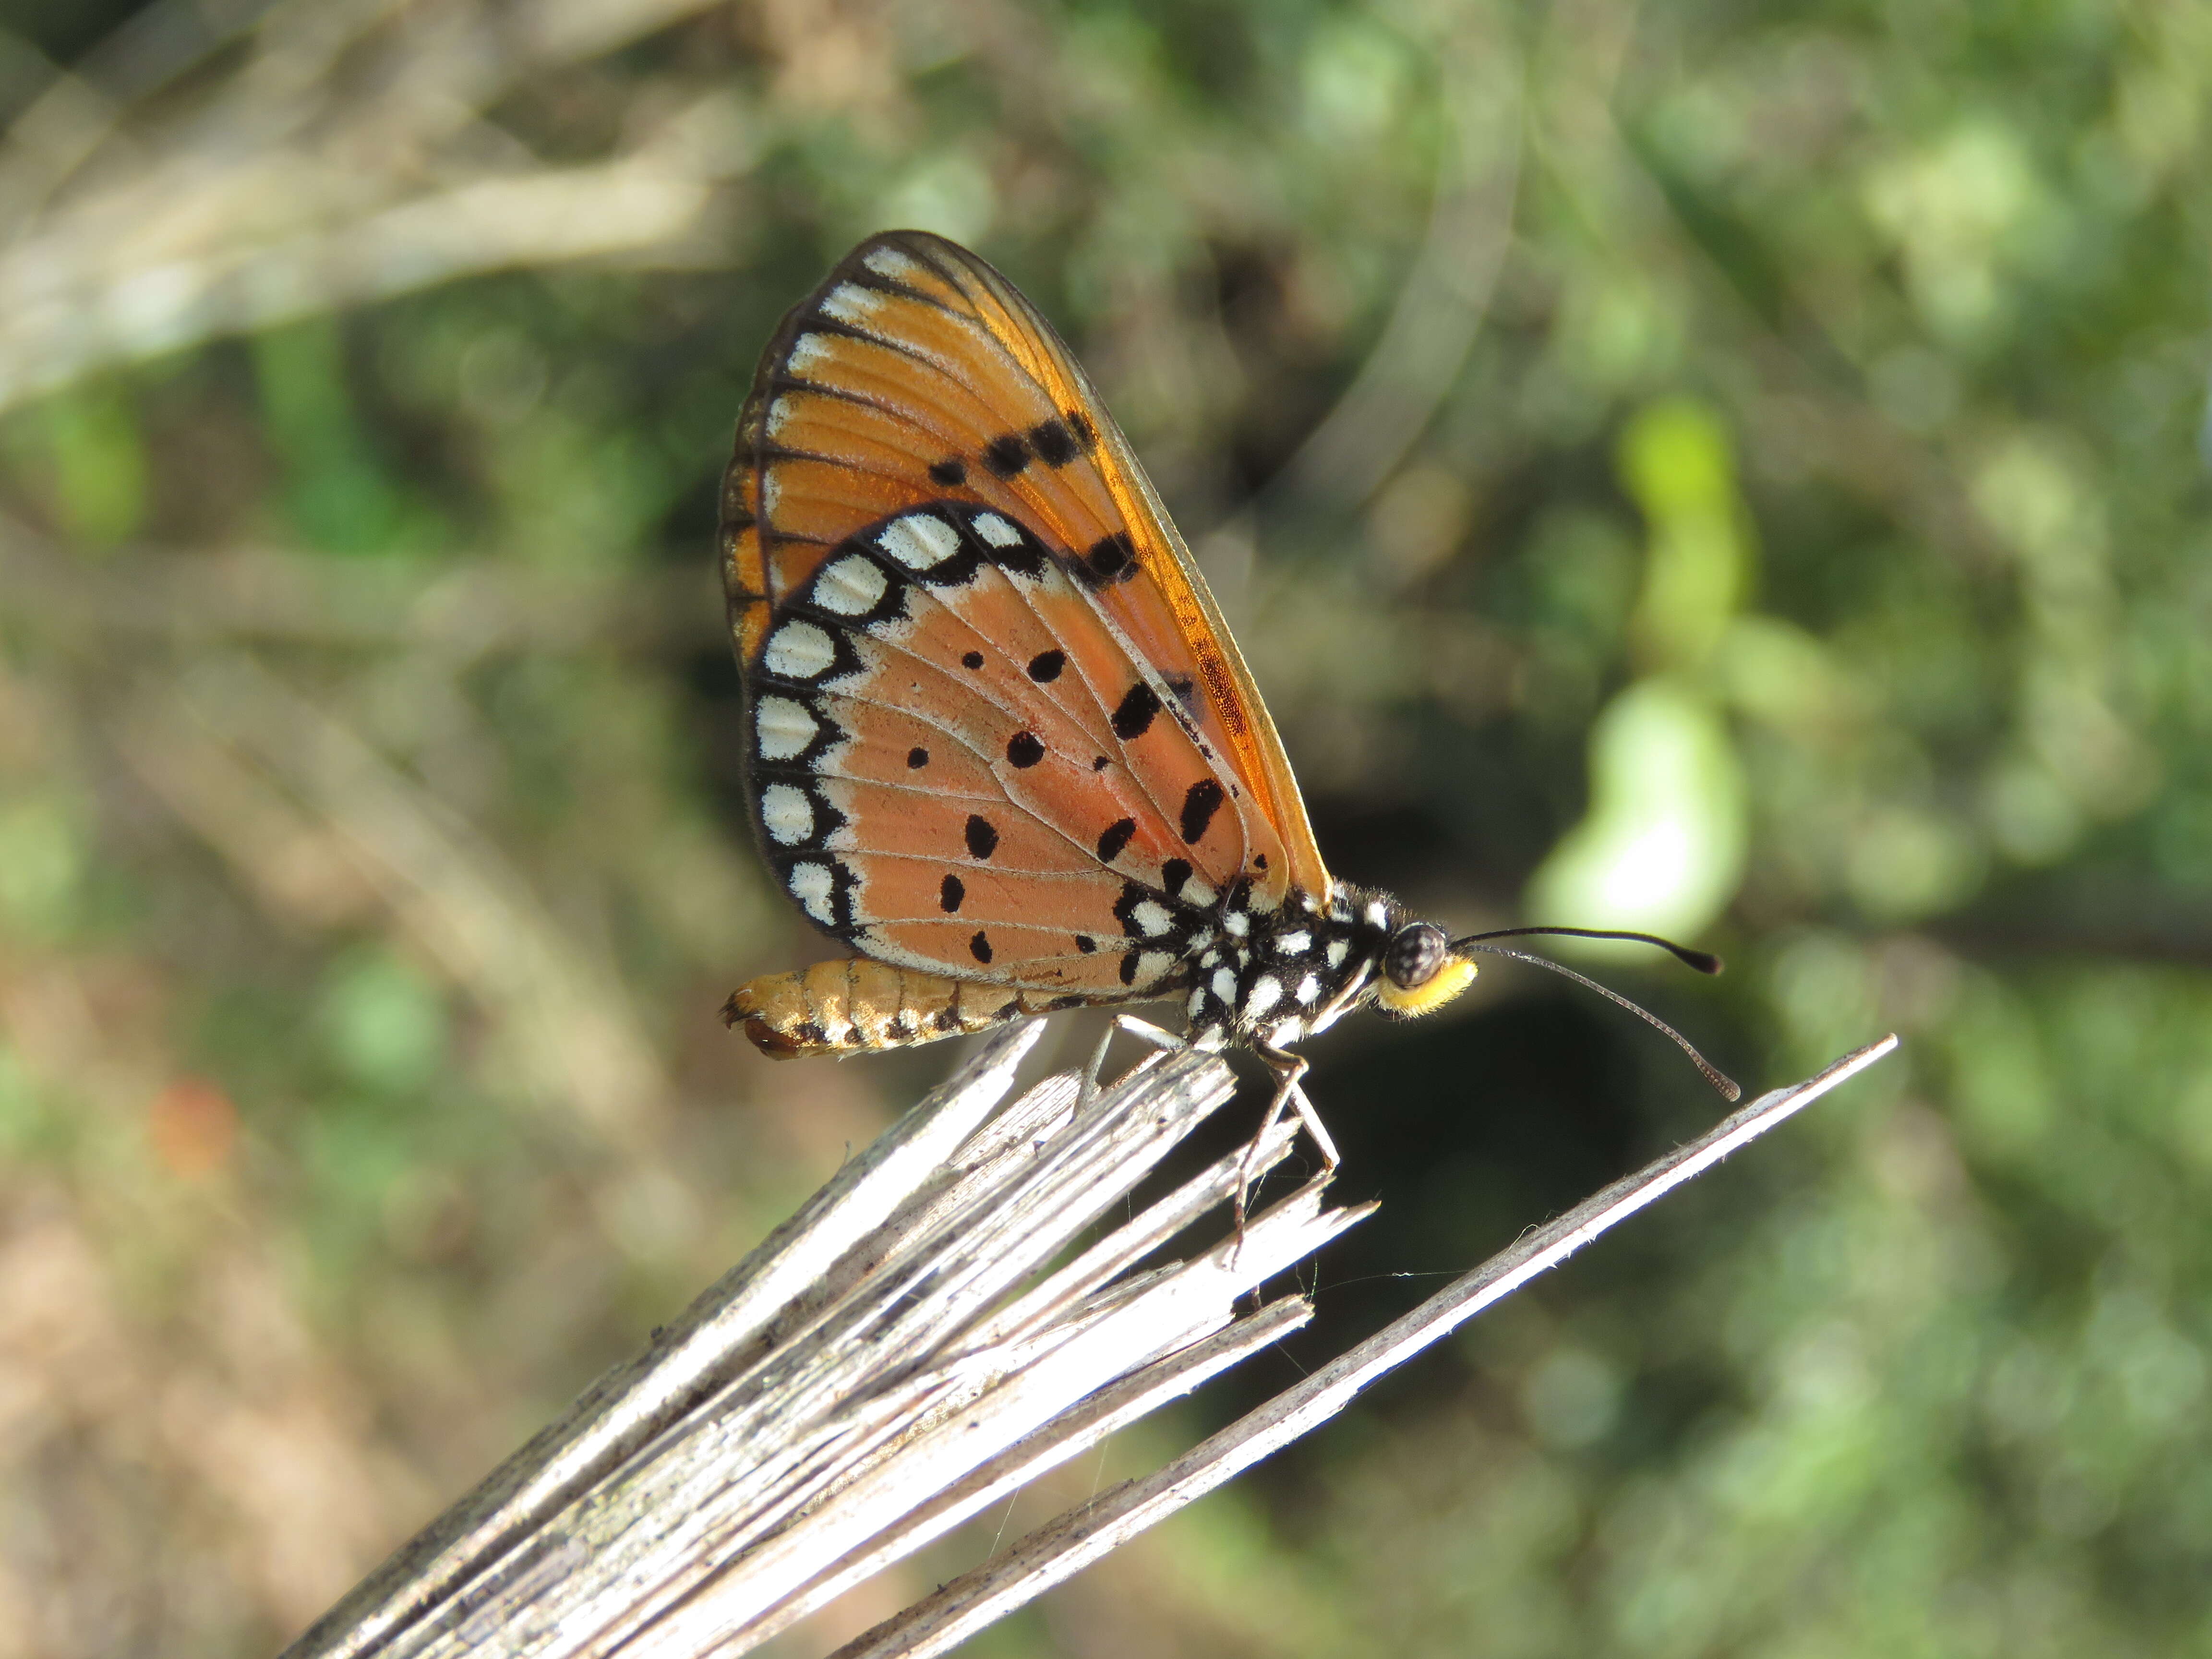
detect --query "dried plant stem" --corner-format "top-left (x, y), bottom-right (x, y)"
top-left (833, 1034), bottom-right (1900, 1659)
top-left (282, 1026), bottom-right (1897, 1659)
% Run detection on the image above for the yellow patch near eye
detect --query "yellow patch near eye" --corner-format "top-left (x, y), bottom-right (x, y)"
top-left (1373, 955), bottom-right (1477, 1017)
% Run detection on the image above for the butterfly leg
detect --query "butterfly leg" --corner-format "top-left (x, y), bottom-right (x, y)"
top-left (1077, 1014), bottom-right (1184, 1111)
top-left (1229, 1043), bottom-right (1341, 1264)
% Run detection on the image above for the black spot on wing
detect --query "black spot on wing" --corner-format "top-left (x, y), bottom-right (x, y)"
top-left (1111, 682), bottom-right (1160, 740)
top-left (1077, 532), bottom-right (1138, 587)
top-left (928, 457), bottom-right (966, 486)
top-left (1027, 649), bottom-right (1065, 682)
top-left (1179, 780), bottom-right (1226, 845)
top-left (1029, 418), bottom-right (1079, 466)
top-left (1162, 858), bottom-right (1192, 896)
top-left (1118, 951), bottom-right (1140, 986)
top-left (907, 746), bottom-right (929, 769)
top-left (1006, 732), bottom-right (1045, 768)
top-left (965, 815), bottom-right (999, 859)
top-left (940, 874), bottom-right (964, 914)
top-left (970, 930), bottom-right (994, 964)
top-left (1065, 409), bottom-right (1098, 451)
top-left (961, 650), bottom-right (985, 670)
top-left (1096, 817), bottom-right (1136, 864)
top-left (1075, 934), bottom-right (1097, 953)
top-left (983, 433), bottom-right (1030, 477)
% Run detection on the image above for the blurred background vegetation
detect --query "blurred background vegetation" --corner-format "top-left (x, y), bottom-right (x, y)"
top-left (0, 0), bottom-right (2208, 1653)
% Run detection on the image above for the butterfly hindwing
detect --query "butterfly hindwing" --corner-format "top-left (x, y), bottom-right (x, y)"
top-left (746, 502), bottom-right (1251, 994)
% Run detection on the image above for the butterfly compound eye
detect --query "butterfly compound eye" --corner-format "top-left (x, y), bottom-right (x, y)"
top-left (1383, 923), bottom-right (1450, 990)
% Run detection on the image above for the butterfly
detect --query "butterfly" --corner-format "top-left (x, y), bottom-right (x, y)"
top-left (718, 231), bottom-right (1730, 1142)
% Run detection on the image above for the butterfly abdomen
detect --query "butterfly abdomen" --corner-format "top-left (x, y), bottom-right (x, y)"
top-left (723, 958), bottom-right (1090, 1058)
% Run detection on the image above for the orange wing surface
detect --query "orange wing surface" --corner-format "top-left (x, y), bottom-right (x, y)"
top-left (723, 232), bottom-right (1331, 999)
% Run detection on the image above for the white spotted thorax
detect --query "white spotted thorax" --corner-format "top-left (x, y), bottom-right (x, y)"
top-left (1183, 881), bottom-right (1457, 1052)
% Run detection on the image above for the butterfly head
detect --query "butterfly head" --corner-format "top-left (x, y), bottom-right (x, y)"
top-left (1188, 882), bottom-right (1478, 1054)
top-left (1371, 918), bottom-right (1478, 1020)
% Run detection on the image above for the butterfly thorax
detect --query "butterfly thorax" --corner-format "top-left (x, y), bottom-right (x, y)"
top-left (1183, 881), bottom-right (1433, 1053)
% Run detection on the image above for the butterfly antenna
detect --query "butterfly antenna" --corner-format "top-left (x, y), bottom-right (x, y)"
top-left (1447, 934), bottom-right (1741, 1102)
top-left (1453, 925), bottom-right (1724, 975)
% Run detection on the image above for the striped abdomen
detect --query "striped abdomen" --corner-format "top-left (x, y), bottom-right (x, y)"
top-left (723, 958), bottom-right (1092, 1058)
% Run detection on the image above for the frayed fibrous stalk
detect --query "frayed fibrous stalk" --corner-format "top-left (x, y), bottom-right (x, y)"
top-left (285, 1023), bottom-right (1897, 1659)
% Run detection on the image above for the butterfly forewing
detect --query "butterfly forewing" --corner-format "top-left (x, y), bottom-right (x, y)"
top-left (726, 233), bottom-right (1329, 882)
top-left (726, 232), bottom-right (1333, 999)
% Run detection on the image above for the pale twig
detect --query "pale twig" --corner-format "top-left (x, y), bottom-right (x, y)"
top-left (278, 1025), bottom-right (1893, 1659)
top-left (830, 1034), bottom-right (1901, 1659)
top-left (0, 0), bottom-right (736, 414)
top-left (280, 1022), bottom-right (1359, 1658)
top-left (0, 513), bottom-right (717, 654)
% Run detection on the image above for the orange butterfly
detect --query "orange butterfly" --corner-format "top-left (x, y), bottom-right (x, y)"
top-left (719, 232), bottom-right (1727, 1139)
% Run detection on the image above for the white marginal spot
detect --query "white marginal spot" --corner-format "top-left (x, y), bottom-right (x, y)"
top-left (1188, 929), bottom-right (1216, 953)
top-left (1224, 911), bottom-right (1250, 938)
top-left (786, 332), bottom-right (834, 375)
top-left (813, 555), bottom-right (889, 616)
top-left (878, 513), bottom-right (962, 571)
top-left (762, 472), bottom-right (781, 514)
top-left (755, 696), bottom-right (818, 760)
top-left (1243, 974), bottom-right (1282, 1020)
top-left (788, 861), bottom-right (836, 924)
top-left (766, 397), bottom-right (796, 439)
top-left (1301, 893), bottom-right (1321, 914)
top-left (1211, 966), bottom-right (1237, 1004)
top-left (1330, 898), bottom-right (1352, 923)
top-left (1199, 949), bottom-right (1221, 969)
top-left (759, 784), bottom-right (815, 846)
top-left (764, 620), bottom-right (837, 680)
top-left (1296, 974), bottom-right (1322, 1005)
top-left (1135, 950), bottom-right (1174, 985)
top-left (1182, 877), bottom-right (1216, 908)
top-left (1130, 900), bottom-right (1174, 938)
top-left (1268, 1017), bottom-right (1306, 1047)
top-left (863, 246), bottom-right (922, 281)
top-left (819, 282), bottom-right (886, 325)
top-left (1275, 929), bottom-right (1310, 956)
top-left (1365, 901), bottom-right (1388, 927)
top-left (1187, 988), bottom-right (1206, 1018)
top-left (972, 512), bottom-right (1024, 548)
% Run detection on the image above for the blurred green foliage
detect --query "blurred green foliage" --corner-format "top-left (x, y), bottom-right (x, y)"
top-left (0, 0), bottom-right (2209, 1654)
